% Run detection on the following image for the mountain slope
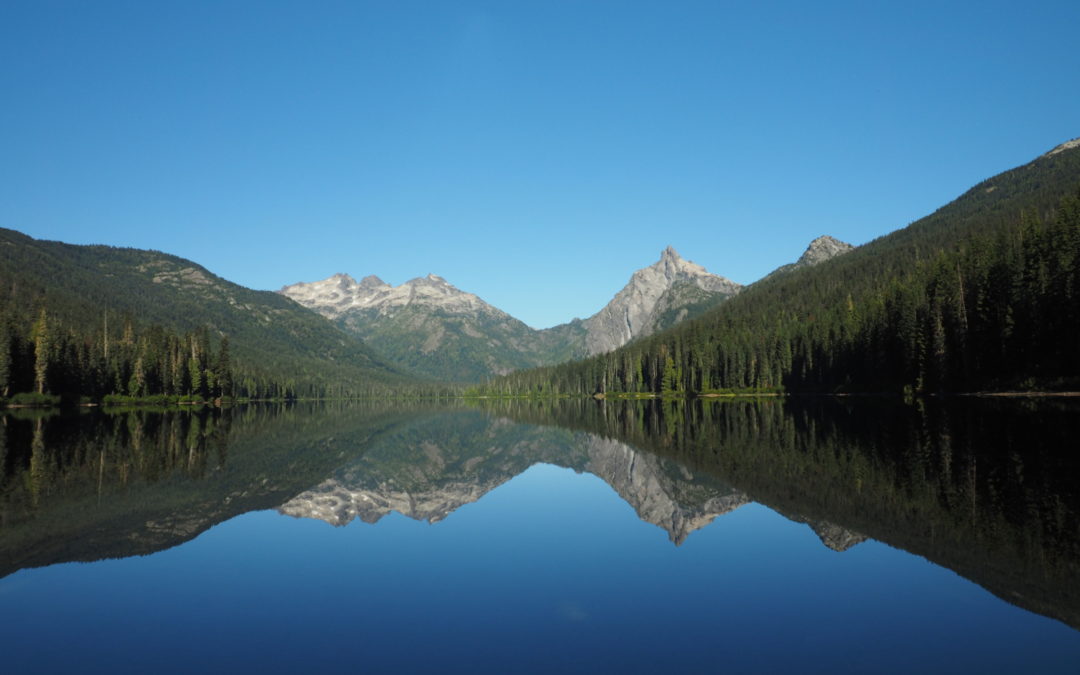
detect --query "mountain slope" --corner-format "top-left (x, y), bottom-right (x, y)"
top-left (0, 229), bottom-right (410, 395)
top-left (476, 138), bottom-right (1080, 395)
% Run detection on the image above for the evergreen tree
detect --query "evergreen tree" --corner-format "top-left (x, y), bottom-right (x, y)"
top-left (32, 309), bottom-right (51, 394)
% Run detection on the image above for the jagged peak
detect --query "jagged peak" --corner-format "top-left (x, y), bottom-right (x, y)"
top-left (1045, 138), bottom-right (1080, 157)
top-left (797, 235), bottom-right (854, 267)
top-left (280, 272), bottom-right (355, 293)
top-left (647, 246), bottom-right (709, 278)
top-left (358, 274), bottom-right (387, 287)
top-left (406, 273), bottom-right (455, 289)
top-left (279, 267), bottom-right (510, 322)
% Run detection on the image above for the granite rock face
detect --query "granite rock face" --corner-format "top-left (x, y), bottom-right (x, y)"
top-left (579, 247), bottom-right (742, 356)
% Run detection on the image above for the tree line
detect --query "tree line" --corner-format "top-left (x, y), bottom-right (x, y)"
top-left (0, 308), bottom-right (240, 403)
top-left (0, 302), bottom-right (466, 404)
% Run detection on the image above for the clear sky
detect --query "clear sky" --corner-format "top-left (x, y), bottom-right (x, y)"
top-left (3, 1), bottom-right (1079, 328)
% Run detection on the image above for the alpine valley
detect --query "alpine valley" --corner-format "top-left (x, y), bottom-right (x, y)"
top-left (1, 137), bottom-right (1078, 402)
top-left (279, 237), bottom-right (850, 382)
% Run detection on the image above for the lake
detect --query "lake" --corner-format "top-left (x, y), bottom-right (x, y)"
top-left (2, 397), bottom-right (1079, 673)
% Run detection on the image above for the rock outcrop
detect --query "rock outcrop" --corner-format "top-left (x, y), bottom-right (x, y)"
top-left (766, 235), bottom-right (855, 278)
top-left (796, 235), bottom-right (855, 267)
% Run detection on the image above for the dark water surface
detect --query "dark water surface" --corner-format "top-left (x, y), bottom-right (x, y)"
top-left (2, 398), bottom-right (1079, 673)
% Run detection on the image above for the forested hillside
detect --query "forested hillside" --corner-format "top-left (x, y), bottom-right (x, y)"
top-left (0, 230), bottom-right (415, 401)
top-left (473, 140), bottom-right (1080, 395)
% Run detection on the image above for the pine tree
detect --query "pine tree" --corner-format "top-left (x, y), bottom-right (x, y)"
top-left (0, 310), bottom-right (11, 397)
top-left (32, 309), bottom-right (51, 394)
top-left (215, 336), bottom-right (232, 398)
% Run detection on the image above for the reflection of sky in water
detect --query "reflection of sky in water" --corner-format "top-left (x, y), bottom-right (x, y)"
top-left (4, 463), bottom-right (1080, 674)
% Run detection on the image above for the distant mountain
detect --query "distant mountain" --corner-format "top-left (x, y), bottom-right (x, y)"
top-left (281, 272), bottom-right (498, 320)
top-left (0, 228), bottom-right (409, 395)
top-left (281, 272), bottom-right (584, 382)
top-left (282, 246), bottom-right (753, 381)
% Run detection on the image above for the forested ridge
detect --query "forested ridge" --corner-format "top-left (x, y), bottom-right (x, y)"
top-left (0, 229), bottom-right (421, 402)
top-left (473, 141), bottom-right (1080, 395)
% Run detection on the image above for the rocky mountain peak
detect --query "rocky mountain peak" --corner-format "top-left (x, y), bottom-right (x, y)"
top-left (358, 274), bottom-right (387, 289)
top-left (796, 235), bottom-right (855, 267)
top-left (323, 273), bottom-right (360, 292)
top-left (582, 248), bottom-right (742, 355)
top-left (650, 246), bottom-right (707, 280)
top-left (412, 273), bottom-right (449, 286)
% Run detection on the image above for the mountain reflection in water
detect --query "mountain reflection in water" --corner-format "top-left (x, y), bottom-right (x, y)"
top-left (1, 396), bottom-right (1078, 635)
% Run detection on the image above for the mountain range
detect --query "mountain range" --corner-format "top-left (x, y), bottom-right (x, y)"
top-left (280, 236), bottom-right (852, 382)
top-left (2, 137), bottom-right (1076, 397)
top-left (0, 222), bottom-right (851, 393)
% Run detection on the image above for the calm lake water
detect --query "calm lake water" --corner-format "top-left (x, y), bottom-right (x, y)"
top-left (2, 398), bottom-right (1079, 673)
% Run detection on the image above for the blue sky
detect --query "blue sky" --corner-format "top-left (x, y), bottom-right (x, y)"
top-left (3, 1), bottom-right (1079, 328)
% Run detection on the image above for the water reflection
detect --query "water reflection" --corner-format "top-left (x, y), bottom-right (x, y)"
top-left (0, 402), bottom-right (418, 576)
top-left (2, 397), bottom-right (1078, 632)
top-left (279, 413), bottom-right (752, 546)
